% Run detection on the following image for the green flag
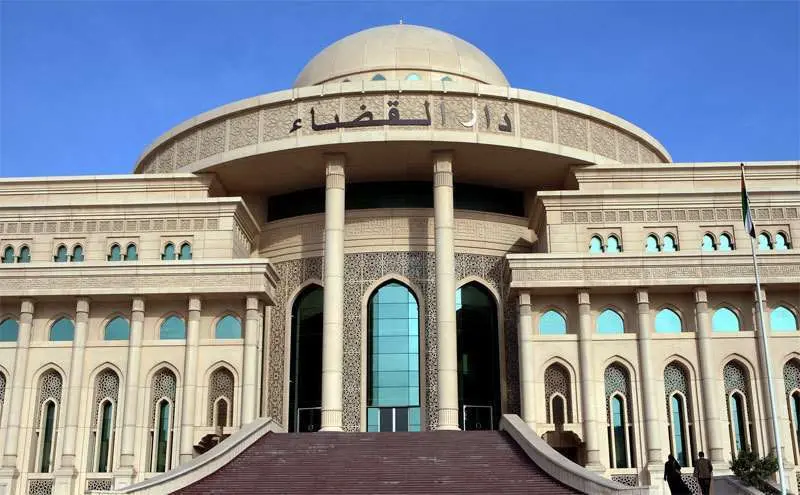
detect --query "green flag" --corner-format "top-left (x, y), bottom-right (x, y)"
top-left (740, 163), bottom-right (756, 238)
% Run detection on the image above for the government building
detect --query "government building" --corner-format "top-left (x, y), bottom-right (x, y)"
top-left (0, 24), bottom-right (798, 495)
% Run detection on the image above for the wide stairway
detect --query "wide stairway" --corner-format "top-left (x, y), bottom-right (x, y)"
top-left (174, 430), bottom-right (583, 494)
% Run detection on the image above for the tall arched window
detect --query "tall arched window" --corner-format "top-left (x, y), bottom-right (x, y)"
top-left (771, 306), bottom-right (798, 332)
top-left (215, 315), bottom-right (241, 339)
top-left (539, 310), bottom-right (567, 335)
top-left (664, 363), bottom-right (696, 467)
top-left (108, 244), bottom-right (122, 261)
top-left (371, 74), bottom-right (386, 81)
top-left (758, 232), bottom-right (772, 250)
top-left (606, 235), bottom-right (621, 253)
top-left (712, 307), bottom-right (740, 333)
top-left (775, 232), bottom-right (790, 250)
top-left (701, 234), bottom-right (716, 251)
top-left (2, 246), bottom-right (14, 263)
top-left (724, 361), bottom-right (755, 456)
top-left (50, 318), bottom-right (75, 341)
top-left (545, 363), bottom-right (572, 427)
top-left (178, 243), bottom-right (192, 260)
top-left (125, 244), bottom-right (138, 261)
top-left (54, 245), bottom-right (68, 262)
top-left (18, 246), bottom-right (31, 263)
top-left (645, 235), bottom-right (660, 252)
top-left (149, 369), bottom-right (176, 472)
top-left (663, 234), bottom-right (677, 252)
top-left (289, 285), bottom-right (324, 433)
top-left (162, 243), bottom-right (176, 260)
top-left (71, 245), bottom-right (84, 262)
top-left (597, 309), bottom-right (624, 334)
top-left (207, 367), bottom-right (234, 427)
top-left (34, 370), bottom-right (62, 473)
top-left (783, 360), bottom-right (800, 463)
top-left (589, 235), bottom-right (604, 253)
top-left (89, 369), bottom-right (119, 473)
top-left (718, 233), bottom-right (733, 251)
top-left (367, 281), bottom-right (421, 432)
top-left (605, 364), bottom-right (635, 469)
top-left (655, 308), bottom-right (682, 334)
top-left (0, 318), bottom-right (19, 342)
top-left (104, 316), bottom-right (130, 340)
top-left (159, 315), bottom-right (186, 340)
top-left (456, 282), bottom-right (500, 430)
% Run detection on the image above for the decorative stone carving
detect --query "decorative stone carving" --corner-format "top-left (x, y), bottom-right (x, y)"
top-left (92, 369), bottom-right (120, 425)
top-left (150, 368), bottom-right (177, 424)
top-left (590, 121), bottom-right (617, 160)
top-left (207, 367), bottom-right (235, 426)
top-left (229, 110), bottom-right (259, 150)
top-left (544, 363), bottom-right (572, 423)
top-left (0, 371), bottom-right (5, 405)
top-left (557, 111), bottom-right (588, 151)
top-left (175, 130), bottom-right (198, 168)
top-left (723, 361), bottom-right (749, 395)
top-left (783, 359), bottom-right (800, 394)
top-left (36, 370), bottom-right (62, 423)
top-left (198, 120), bottom-right (226, 160)
top-left (86, 479), bottom-right (112, 491)
top-left (28, 479), bottom-right (54, 495)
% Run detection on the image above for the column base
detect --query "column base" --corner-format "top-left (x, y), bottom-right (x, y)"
top-left (54, 467), bottom-right (77, 495)
top-left (0, 466), bottom-right (20, 495)
top-left (320, 409), bottom-right (343, 431)
top-left (112, 466), bottom-right (136, 490)
top-left (179, 453), bottom-right (194, 465)
top-left (436, 408), bottom-right (460, 430)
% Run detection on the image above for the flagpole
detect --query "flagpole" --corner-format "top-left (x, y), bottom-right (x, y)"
top-left (743, 164), bottom-right (787, 495)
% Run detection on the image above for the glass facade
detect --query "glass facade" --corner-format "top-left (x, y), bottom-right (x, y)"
top-left (671, 395), bottom-right (687, 466)
top-left (40, 401), bottom-right (56, 472)
top-left (771, 306), bottom-right (798, 332)
top-left (611, 395), bottom-right (627, 468)
top-left (98, 401), bottom-right (113, 472)
top-left (729, 393), bottom-right (747, 454)
top-left (597, 309), bottom-right (624, 334)
top-left (712, 308), bottom-right (740, 332)
top-left (289, 285), bottom-right (323, 433)
top-left (104, 316), bottom-right (130, 340)
top-left (215, 315), bottom-right (242, 339)
top-left (367, 281), bottom-right (420, 432)
top-left (160, 316), bottom-right (186, 340)
top-left (655, 309), bottom-right (682, 333)
top-left (50, 318), bottom-right (75, 341)
top-left (156, 400), bottom-right (170, 472)
top-left (539, 310), bottom-right (567, 335)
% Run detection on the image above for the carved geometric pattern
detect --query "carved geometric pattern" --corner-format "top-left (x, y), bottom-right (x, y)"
top-left (27, 479), bottom-right (54, 495)
top-left (0, 218), bottom-right (214, 235)
top-left (605, 363), bottom-right (633, 424)
top-left (36, 370), bottom-right (62, 423)
top-left (86, 479), bottom-right (113, 491)
top-left (681, 473), bottom-right (702, 495)
top-left (559, 208), bottom-right (757, 224)
top-left (784, 359), bottom-right (800, 393)
top-left (0, 371), bottom-right (5, 405)
top-left (611, 474), bottom-right (638, 487)
top-left (664, 363), bottom-right (689, 396)
top-left (723, 361), bottom-right (749, 395)
top-left (91, 369), bottom-right (120, 425)
top-left (544, 363), bottom-right (572, 423)
top-left (150, 369), bottom-right (177, 424)
top-left (207, 367), bottom-right (234, 426)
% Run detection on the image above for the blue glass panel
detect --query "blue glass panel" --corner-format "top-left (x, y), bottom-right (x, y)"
top-left (539, 310), bottom-right (567, 335)
top-left (663, 235), bottom-right (677, 252)
top-left (160, 315), bottom-right (186, 340)
top-left (702, 234), bottom-right (715, 251)
top-left (771, 306), bottom-right (798, 332)
top-left (791, 393), bottom-right (800, 449)
top-left (775, 233), bottom-right (789, 250)
top-left (712, 308), bottom-right (740, 332)
top-left (2, 246), bottom-right (14, 263)
top-left (162, 243), bottom-right (175, 260)
top-left (50, 318), bottom-right (75, 341)
top-left (409, 407), bottom-right (421, 432)
top-left (612, 396), bottom-right (628, 468)
top-left (597, 309), bottom-right (624, 334)
top-left (606, 236), bottom-right (620, 253)
top-left (179, 243), bottom-right (192, 260)
top-left (718, 234), bottom-right (733, 251)
top-left (156, 401), bottom-right (170, 472)
top-left (730, 394), bottom-right (746, 454)
top-left (655, 309), bottom-right (682, 334)
top-left (371, 74), bottom-right (386, 81)
top-left (108, 245), bottom-right (121, 261)
top-left (0, 318), bottom-right (20, 342)
top-left (367, 407), bottom-right (380, 432)
top-left (671, 395), bottom-right (687, 466)
top-left (54, 246), bottom-right (68, 262)
top-left (758, 233), bottom-right (771, 250)
top-left (405, 73), bottom-right (421, 81)
top-left (645, 235), bottom-right (659, 253)
top-left (589, 236), bottom-right (603, 254)
top-left (18, 246), bottom-right (31, 263)
top-left (215, 315), bottom-right (242, 339)
top-left (125, 244), bottom-right (138, 261)
top-left (104, 316), bottom-right (130, 340)
top-left (71, 245), bottom-right (84, 262)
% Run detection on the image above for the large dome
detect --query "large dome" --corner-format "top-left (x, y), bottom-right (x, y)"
top-left (294, 24), bottom-right (509, 87)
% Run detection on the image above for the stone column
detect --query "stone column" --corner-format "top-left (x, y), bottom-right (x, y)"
top-left (179, 297), bottom-right (201, 463)
top-left (517, 292), bottom-right (536, 426)
top-left (119, 298), bottom-right (145, 470)
top-left (60, 297), bottom-right (90, 469)
top-left (1, 299), bottom-right (34, 469)
top-left (433, 150), bottom-right (459, 431)
top-left (241, 295), bottom-right (262, 425)
top-left (752, 288), bottom-right (783, 460)
top-left (635, 289), bottom-right (662, 480)
top-left (694, 287), bottom-right (724, 464)
top-left (577, 289), bottom-right (602, 469)
top-left (321, 153), bottom-right (345, 432)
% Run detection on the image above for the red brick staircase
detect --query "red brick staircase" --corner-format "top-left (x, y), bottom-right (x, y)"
top-left (174, 430), bottom-right (583, 494)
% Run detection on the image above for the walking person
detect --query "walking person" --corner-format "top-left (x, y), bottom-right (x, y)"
top-left (664, 454), bottom-right (691, 494)
top-left (694, 451), bottom-right (713, 495)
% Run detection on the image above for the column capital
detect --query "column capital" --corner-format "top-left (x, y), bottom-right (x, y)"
top-left (246, 295), bottom-right (262, 312)
top-left (432, 150), bottom-right (454, 168)
top-left (577, 289), bottom-right (590, 306)
top-left (188, 297), bottom-right (202, 313)
top-left (753, 287), bottom-right (767, 303)
top-left (635, 288), bottom-right (649, 306)
top-left (20, 298), bottom-right (35, 315)
top-left (693, 287), bottom-right (708, 304)
top-left (132, 298), bottom-right (145, 314)
top-left (76, 298), bottom-right (90, 316)
top-left (323, 152), bottom-right (346, 168)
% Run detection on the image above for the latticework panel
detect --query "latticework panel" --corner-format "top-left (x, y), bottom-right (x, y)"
top-left (681, 473), bottom-right (702, 495)
top-left (35, 370), bottom-right (62, 423)
top-left (91, 369), bottom-right (120, 425)
top-left (610, 474), bottom-right (638, 487)
top-left (28, 479), bottom-right (54, 495)
top-left (544, 363), bottom-right (572, 423)
top-left (785, 359), bottom-right (800, 393)
top-left (207, 367), bottom-right (234, 426)
top-left (723, 361), bottom-right (750, 395)
top-left (150, 368), bottom-right (177, 423)
top-left (86, 479), bottom-right (112, 491)
top-left (0, 371), bottom-right (5, 405)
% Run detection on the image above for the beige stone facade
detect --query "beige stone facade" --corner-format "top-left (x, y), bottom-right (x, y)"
top-left (1, 24), bottom-right (799, 495)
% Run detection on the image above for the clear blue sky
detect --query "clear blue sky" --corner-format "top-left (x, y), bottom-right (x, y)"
top-left (1, 1), bottom-right (798, 177)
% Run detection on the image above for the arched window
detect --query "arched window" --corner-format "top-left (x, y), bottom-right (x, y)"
top-left (589, 235), bottom-right (604, 253)
top-left (214, 398), bottom-right (230, 428)
top-left (718, 233), bottom-right (733, 251)
top-left (125, 243), bottom-right (138, 261)
top-left (162, 243), bottom-right (175, 260)
top-left (665, 363), bottom-right (696, 467)
top-left (663, 234), bottom-right (677, 252)
top-left (440, 76), bottom-right (453, 82)
top-left (367, 281), bottom-right (421, 432)
top-left (2, 246), bottom-right (14, 263)
top-left (215, 315), bottom-right (241, 339)
top-left (89, 369), bottom-right (119, 473)
top-left (655, 308), bottom-right (682, 334)
top-left (775, 232), bottom-right (790, 250)
top-left (104, 316), bottom-right (130, 340)
top-left (159, 315), bottom-right (186, 340)
top-left (597, 309), bottom-right (624, 334)
top-left (605, 364), bottom-right (635, 469)
top-left (724, 361), bottom-right (754, 456)
top-left (54, 245), bottom-right (68, 262)
top-left (371, 74), bottom-right (386, 81)
top-left (0, 318), bottom-right (19, 342)
top-left (34, 370), bottom-right (62, 473)
top-left (729, 392), bottom-right (748, 454)
top-left (18, 246), bottom-right (31, 263)
top-left (758, 232), bottom-right (772, 250)
top-left (178, 242), bottom-right (192, 260)
top-left (208, 367), bottom-right (234, 427)
top-left (610, 395), bottom-right (628, 467)
top-left (552, 395), bottom-right (566, 427)
top-left (149, 369), bottom-right (176, 472)
top-left (456, 282), bottom-right (500, 430)
top-left (405, 73), bottom-right (421, 81)
top-left (771, 306), bottom-right (798, 332)
top-left (289, 285), bottom-right (323, 433)
top-left (108, 244), bottom-right (121, 261)
top-left (645, 234), bottom-right (660, 253)
top-left (71, 245), bottom-right (84, 262)
top-left (712, 307), bottom-right (740, 333)
top-left (39, 401), bottom-right (57, 472)
top-left (701, 234), bottom-right (716, 252)
top-left (545, 363), bottom-right (572, 426)
top-left (670, 395), bottom-right (689, 466)
top-left (50, 318), bottom-right (75, 341)
top-left (96, 401), bottom-right (114, 472)
top-left (539, 310), bottom-right (567, 335)
top-left (155, 399), bottom-right (171, 472)
top-left (606, 235), bottom-right (621, 253)
top-left (783, 360), bottom-right (800, 463)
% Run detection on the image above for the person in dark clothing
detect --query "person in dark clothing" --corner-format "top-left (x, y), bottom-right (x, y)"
top-left (664, 454), bottom-right (692, 494)
top-left (694, 451), bottom-right (713, 495)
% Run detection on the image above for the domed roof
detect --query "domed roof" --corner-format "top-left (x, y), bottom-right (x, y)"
top-left (294, 24), bottom-right (509, 87)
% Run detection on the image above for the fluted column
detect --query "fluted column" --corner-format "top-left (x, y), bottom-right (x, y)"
top-left (1, 299), bottom-right (34, 468)
top-left (120, 298), bottom-right (145, 469)
top-left (517, 292), bottom-right (536, 426)
top-left (241, 295), bottom-right (262, 425)
top-left (635, 289), bottom-right (662, 471)
top-left (433, 150), bottom-right (459, 430)
top-left (60, 297), bottom-right (90, 468)
top-left (577, 289), bottom-right (602, 468)
top-left (694, 287), bottom-right (724, 463)
top-left (179, 297), bottom-right (201, 463)
top-left (321, 153), bottom-right (345, 432)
